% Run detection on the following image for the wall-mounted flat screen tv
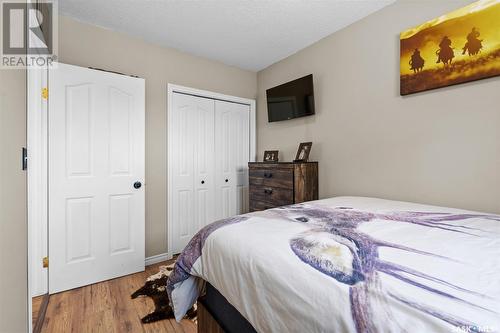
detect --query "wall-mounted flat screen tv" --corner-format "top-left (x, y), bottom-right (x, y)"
top-left (266, 74), bottom-right (315, 122)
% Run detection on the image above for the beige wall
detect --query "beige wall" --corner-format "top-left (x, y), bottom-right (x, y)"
top-left (58, 15), bottom-right (257, 257)
top-left (0, 69), bottom-right (27, 332)
top-left (257, 0), bottom-right (500, 214)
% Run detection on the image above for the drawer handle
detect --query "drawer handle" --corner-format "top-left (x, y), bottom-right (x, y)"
top-left (264, 173), bottom-right (273, 178)
top-left (264, 188), bottom-right (273, 195)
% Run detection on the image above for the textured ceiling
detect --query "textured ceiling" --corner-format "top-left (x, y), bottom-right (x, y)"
top-left (59, 0), bottom-right (395, 71)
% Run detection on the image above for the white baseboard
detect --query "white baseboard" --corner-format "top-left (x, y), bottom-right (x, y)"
top-left (145, 252), bottom-right (173, 266)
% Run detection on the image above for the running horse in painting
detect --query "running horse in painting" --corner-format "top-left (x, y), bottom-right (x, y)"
top-left (462, 27), bottom-right (483, 56)
top-left (436, 36), bottom-right (455, 66)
top-left (409, 48), bottom-right (425, 73)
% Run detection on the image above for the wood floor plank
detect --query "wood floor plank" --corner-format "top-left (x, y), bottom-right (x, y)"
top-left (167, 319), bottom-right (185, 333)
top-left (79, 285), bottom-right (93, 317)
top-left (41, 312), bottom-right (72, 333)
top-left (46, 289), bottom-right (72, 319)
top-left (80, 310), bottom-right (116, 333)
top-left (142, 317), bottom-right (173, 333)
top-left (32, 296), bottom-right (43, 327)
top-left (68, 288), bottom-right (86, 330)
top-left (89, 281), bottom-right (113, 316)
top-left (33, 294), bottom-right (50, 333)
top-left (173, 318), bottom-right (199, 333)
top-left (110, 308), bottom-right (145, 333)
top-left (179, 319), bottom-right (197, 333)
top-left (41, 260), bottom-right (188, 333)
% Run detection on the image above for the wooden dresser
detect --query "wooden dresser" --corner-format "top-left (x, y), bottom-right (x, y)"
top-left (248, 162), bottom-right (318, 212)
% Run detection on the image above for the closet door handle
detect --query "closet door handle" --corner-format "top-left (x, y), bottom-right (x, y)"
top-left (201, 180), bottom-right (205, 184)
top-left (225, 179), bottom-right (229, 183)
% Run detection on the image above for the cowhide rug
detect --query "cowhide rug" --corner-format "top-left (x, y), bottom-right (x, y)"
top-left (131, 263), bottom-right (197, 324)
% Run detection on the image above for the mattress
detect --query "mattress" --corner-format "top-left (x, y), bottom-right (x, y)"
top-left (167, 196), bottom-right (500, 333)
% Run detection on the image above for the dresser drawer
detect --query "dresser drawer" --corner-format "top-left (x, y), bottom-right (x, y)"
top-left (249, 200), bottom-right (279, 212)
top-left (249, 168), bottom-right (293, 189)
top-left (249, 185), bottom-right (293, 206)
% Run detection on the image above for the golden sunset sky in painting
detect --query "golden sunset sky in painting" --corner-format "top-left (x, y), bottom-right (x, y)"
top-left (400, 0), bottom-right (500, 75)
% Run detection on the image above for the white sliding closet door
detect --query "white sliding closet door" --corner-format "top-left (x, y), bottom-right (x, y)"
top-left (215, 100), bottom-right (250, 220)
top-left (170, 91), bottom-right (251, 254)
top-left (171, 93), bottom-right (215, 252)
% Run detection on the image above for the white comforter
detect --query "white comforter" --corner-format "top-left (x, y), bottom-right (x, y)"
top-left (167, 197), bottom-right (500, 333)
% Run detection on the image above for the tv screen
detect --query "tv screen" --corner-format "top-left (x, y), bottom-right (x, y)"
top-left (266, 74), bottom-right (315, 122)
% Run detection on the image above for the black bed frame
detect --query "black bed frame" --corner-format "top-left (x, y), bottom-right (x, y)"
top-left (199, 283), bottom-right (257, 333)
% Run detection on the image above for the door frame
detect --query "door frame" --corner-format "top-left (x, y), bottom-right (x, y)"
top-left (26, 1), bottom-right (52, 330)
top-left (27, 64), bottom-right (48, 298)
top-left (27, 62), bottom-right (51, 333)
top-left (166, 84), bottom-right (256, 255)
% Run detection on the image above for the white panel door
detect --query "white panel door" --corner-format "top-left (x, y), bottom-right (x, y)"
top-left (171, 93), bottom-right (215, 253)
top-left (49, 63), bottom-right (145, 293)
top-left (215, 100), bottom-right (250, 220)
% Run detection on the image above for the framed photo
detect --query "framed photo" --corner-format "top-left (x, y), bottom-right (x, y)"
top-left (400, 0), bottom-right (500, 95)
top-left (263, 150), bottom-right (279, 162)
top-left (294, 142), bottom-right (312, 162)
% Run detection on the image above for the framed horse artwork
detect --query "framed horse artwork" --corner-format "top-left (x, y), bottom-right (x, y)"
top-left (400, 0), bottom-right (500, 95)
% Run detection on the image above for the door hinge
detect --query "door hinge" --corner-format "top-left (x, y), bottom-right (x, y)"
top-left (42, 87), bottom-right (48, 100)
top-left (42, 256), bottom-right (49, 268)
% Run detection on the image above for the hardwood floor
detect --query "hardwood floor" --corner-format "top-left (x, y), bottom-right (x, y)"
top-left (41, 261), bottom-right (197, 333)
top-left (33, 294), bottom-right (49, 333)
top-left (33, 295), bottom-right (44, 327)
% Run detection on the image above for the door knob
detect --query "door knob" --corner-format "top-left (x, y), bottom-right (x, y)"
top-left (201, 180), bottom-right (205, 184)
top-left (133, 181), bottom-right (142, 189)
top-left (225, 179), bottom-right (229, 183)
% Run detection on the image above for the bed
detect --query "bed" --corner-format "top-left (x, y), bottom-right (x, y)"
top-left (166, 196), bottom-right (500, 333)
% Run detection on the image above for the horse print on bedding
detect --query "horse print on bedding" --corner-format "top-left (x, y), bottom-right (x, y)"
top-left (167, 201), bottom-right (500, 332)
top-left (265, 204), bottom-right (500, 333)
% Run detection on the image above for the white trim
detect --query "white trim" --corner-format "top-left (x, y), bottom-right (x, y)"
top-left (27, 67), bottom-right (33, 333)
top-left (145, 253), bottom-right (173, 266)
top-left (27, 3), bottom-right (53, 330)
top-left (27, 64), bottom-right (49, 333)
top-left (166, 83), bottom-right (256, 256)
top-left (27, 66), bottom-right (48, 299)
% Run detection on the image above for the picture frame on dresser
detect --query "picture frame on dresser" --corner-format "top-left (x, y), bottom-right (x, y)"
top-left (294, 142), bottom-right (312, 162)
top-left (263, 150), bottom-right (279, 162)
